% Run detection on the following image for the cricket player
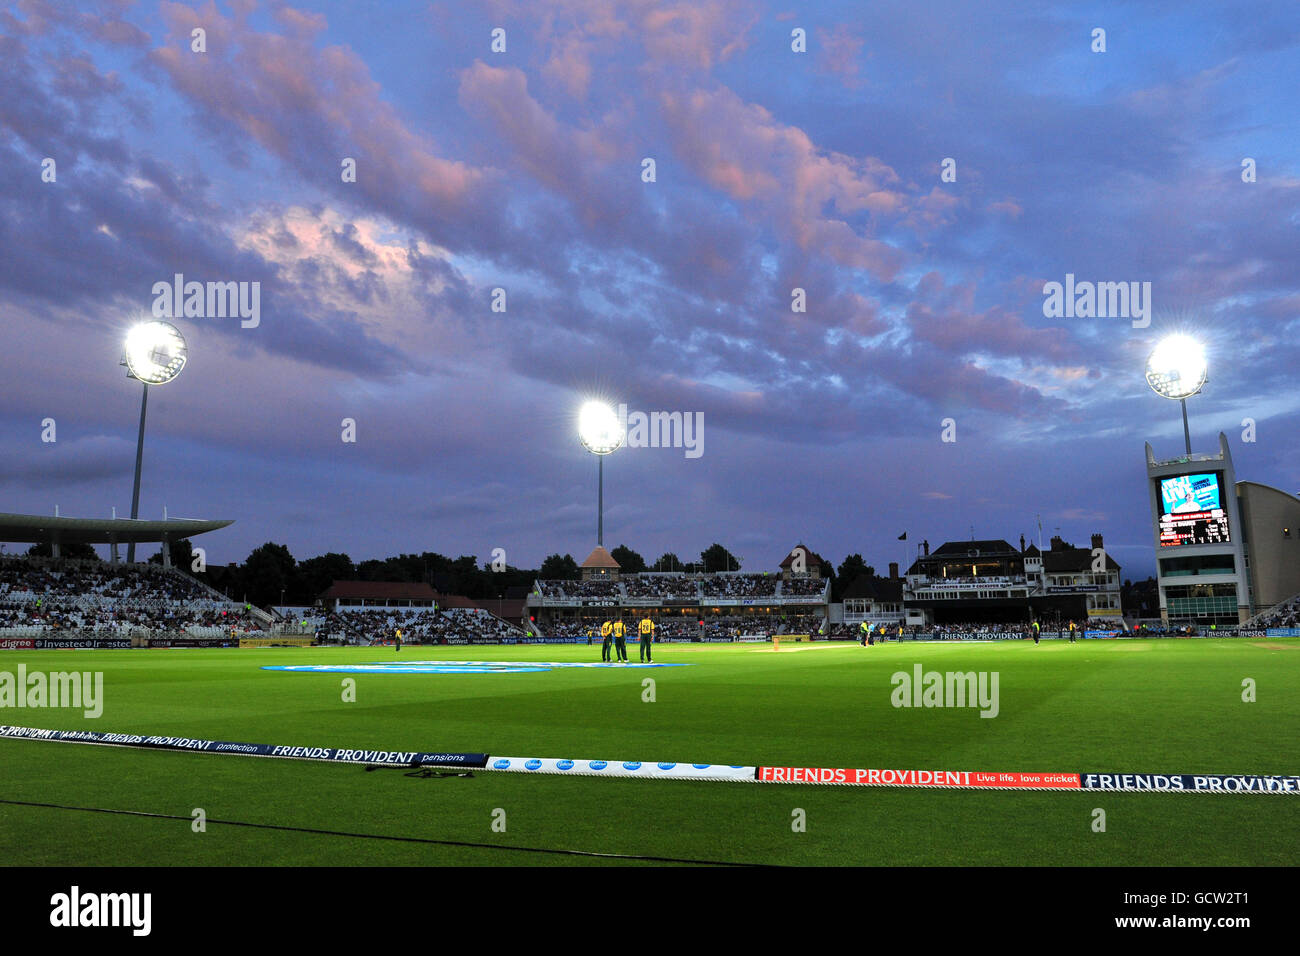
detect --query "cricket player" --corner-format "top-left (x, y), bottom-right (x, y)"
top-left (1032, 620), bottom-right (1040, 645)
top-left (600, 619), bottom-right (613, 662)
top-left (1068, 620), bottom-right (1077, 643)
top-left (859, 621), bottom-right (870, 646)
top-left (395, 628), bottom-right (402, 653)
top-left (638, 616), bottom-right (655, 662)
top-left (612, 618), bottom-right (629, 662)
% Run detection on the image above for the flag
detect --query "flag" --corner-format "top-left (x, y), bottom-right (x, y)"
top-left (897, 532), bottom-right (907, 541)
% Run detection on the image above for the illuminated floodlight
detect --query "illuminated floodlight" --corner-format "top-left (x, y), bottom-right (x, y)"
top-left (124, 320), bottom-right (188, 385)
top-left (120, 320), bottom-right (188, 562)
top-left (1145, 334), bottom-right (1207, 400)
top-left (578, 399), bottom-right (623, 547)
top-left (578, 400), bottom-right (624, 455)
top-left (1145, 333), bottom-right (1207, 456)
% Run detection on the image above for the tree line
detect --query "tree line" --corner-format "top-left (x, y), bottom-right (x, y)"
top-left (18, 539), bottom-right (1159, 615)
top-left (189, 541), bottom-right (879, 608)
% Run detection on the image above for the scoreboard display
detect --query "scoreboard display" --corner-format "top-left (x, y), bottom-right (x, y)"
top-left (1158, 472), bottom-right (1230, 547)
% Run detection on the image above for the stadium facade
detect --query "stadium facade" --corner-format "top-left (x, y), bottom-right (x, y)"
top-left (526, 545), bottom-right (830, 639)
top-left (1145, 433), bottom-right (1300, 625)
top-left (900, 535), bottom-right (1122, 627)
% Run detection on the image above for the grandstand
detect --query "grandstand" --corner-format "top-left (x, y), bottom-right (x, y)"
top-left (315, 606), bottom-right (525, 645)
top-left (528, 545), bottom-right (830, 640)
top-left (0, 555), bottom-right (261, 642)
top-left (1243, 591), bottom-right (1300, 630)
top-left (903, 533), bottom-right (1123, 628)
top-left (315, 580), bottom-right (527, 644)
top-left (0, 557), bottom-right (531, 647)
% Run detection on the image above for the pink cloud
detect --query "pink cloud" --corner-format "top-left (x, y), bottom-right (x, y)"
top-left (815, 24), bottom-right (865, 87)
top-left (150, 2), bottom-right (486, 212)
top-left (905, 272), bottom-right (1077, 366)
top-left (659, 86), bottom-right (907, 279)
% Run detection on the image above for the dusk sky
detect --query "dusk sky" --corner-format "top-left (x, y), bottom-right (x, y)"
top-left (2, 0), bottom-right (1297, 580)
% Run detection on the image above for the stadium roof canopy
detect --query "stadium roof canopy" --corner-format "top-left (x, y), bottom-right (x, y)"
top-left (0, 511), bottom-right (232, 546)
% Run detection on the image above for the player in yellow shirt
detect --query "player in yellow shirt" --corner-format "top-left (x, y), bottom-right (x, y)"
top-left (600, 620), bottom-right (614, 662)
top-left (638, 616), bottom-right (655, 662)
top-left (611, 619), bottom-right (629, 662)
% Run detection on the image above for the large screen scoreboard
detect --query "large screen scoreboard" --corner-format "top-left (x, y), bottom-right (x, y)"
top-left (1157, 472), bottom-right (1230, 547)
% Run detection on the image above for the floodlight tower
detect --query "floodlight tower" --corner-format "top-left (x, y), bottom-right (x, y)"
top-left (578, 400), bottom-right (624, 547)
top-left (121, 320), bottom-right (188, 561)
top-left (1144, 334), bottom-right (1207, 456)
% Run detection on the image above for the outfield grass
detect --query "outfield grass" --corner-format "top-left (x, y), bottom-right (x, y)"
top-left (1, 639), bottom-right (1297, 865)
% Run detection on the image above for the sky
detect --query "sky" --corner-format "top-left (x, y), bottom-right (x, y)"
top-left (1, 0), bottom-right (1297, 580)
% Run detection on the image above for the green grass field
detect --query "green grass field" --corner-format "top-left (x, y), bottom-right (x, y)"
top-left (2, 638), bottom-right (1298, 866)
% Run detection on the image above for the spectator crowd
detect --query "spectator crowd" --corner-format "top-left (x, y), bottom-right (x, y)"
top-left (0, 557), bottom-right (258, 634)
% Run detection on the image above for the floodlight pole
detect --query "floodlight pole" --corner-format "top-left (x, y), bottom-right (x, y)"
top-left (597, 454), bottom-right (604, 547)
top-left (1180, 398), bottom-right (1192, 456)
top-left (127, 380), bottom-right (149, 563)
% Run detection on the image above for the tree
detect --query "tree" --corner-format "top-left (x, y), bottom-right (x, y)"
top-left (610, 544), bottom-right (646, 573)
top-left (357, 558), bottom-right (390, 581)
top-left (652, 552), bottom-right (683, 572)
top-left (539, 553), bottom-right (579, 580)
top-left (28, 541), bottom-right (99, 561)
top-left (837, 554), bottom-right (874, 584)
top-left (148, 537), bottom-right (195, 570)
top-left (243, 542), bottom-right (296, 608)
top-left (700, 543), bottom-right (740, 573)
top-left (295, 552), bottom-right (356, 603)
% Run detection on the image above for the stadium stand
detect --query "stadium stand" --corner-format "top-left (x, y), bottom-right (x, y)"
top-left (699, 573), bottom-right (779, 598)
top-left (0, 556), bottom-right (261, 636)
top-left (1251, 592), bottom-right (1300, 628)
top-left (316, 606), bottom-right (526, 645)
top-left (781, 576), bottom-right (829, 597)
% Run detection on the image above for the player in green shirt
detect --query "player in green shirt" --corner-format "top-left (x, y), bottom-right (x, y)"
top-left (612, 619), bottom-right (629, 662)
top-left (600, 620), bottom-right (613, 662)
top-left (638, 617), bottom-right (655, 662)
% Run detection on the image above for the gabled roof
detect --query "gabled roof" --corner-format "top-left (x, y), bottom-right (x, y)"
top-left (468, 597), bottom-right (526, 620)
top-left (319, 580), bottom-right (437, 600)
top-left (1042, 548), bottom-right (1121, 573)
top-left (842, 575), bottom-right (904, 602)
top-left (929, 539), bottom-right (1018, 557)
top-left (581, 546), bottom-right (620, 569)
top-left (1024, 544), bottom-right (1041, 557)
top-left (780, 544), bottom-right (826, 569)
